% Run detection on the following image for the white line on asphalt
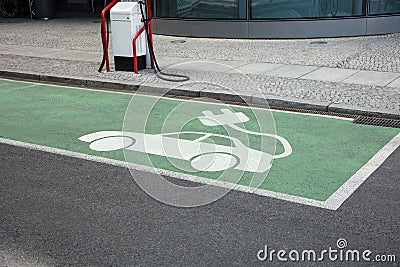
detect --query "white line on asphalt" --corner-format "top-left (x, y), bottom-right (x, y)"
top-left (1, 78), bottom-right (392, 210)
top-left (2, 82), bottom-right (39, 91)
top-left (1, 134), bottom-right (399, 210)
top-left (0, 137), bottom-right (328, 209)
top-left (323, 133), bottom-right (400, 210)
top-left (11, 84), bottom-right (39, 90)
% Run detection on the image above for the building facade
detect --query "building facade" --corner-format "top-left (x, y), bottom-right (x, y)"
top-left (152, 0), bottom-right (400, 38)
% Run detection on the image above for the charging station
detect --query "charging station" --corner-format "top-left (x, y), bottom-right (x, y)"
top-left (99, 0), bottom-right (189, 81)
top-left (100, 0), bottom-right (153, 73)
top-left (110, 2), bottom-right (147, 71)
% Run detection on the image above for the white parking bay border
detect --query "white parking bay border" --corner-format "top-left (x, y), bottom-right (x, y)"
top-left (1, 133), bottom-right (399, 210)
top-left (1, 78), bottom-right (399, 210)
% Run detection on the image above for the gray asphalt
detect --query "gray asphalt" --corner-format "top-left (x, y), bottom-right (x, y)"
top-left (0, 143), bottom-right (399, 267)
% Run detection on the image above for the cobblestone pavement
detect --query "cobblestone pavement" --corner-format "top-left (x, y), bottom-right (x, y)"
top-left (1, 53), bottom-right (398, 114)
top-left (1, 17), bottom-right (400, 72)
top-left (0, 17), bottom-right (103, 52)
top-left (155, 34), bottom-right (400, 73)
top-left (0, 17), bottom-right (399, 115)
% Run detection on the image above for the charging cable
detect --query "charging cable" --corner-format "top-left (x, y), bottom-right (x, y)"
top-left (227, 123), bottom-right (292, 159)
top-left (139, 1), bottom-right (190, 82)
top-left (199, 109), bottom-right (292, 159)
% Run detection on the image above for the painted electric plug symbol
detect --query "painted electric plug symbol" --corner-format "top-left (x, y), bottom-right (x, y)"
top-left (198, 109), bottom-right (250, 126)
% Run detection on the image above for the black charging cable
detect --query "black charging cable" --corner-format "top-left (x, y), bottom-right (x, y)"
top-left (139, 1), bottom-right (190, 82)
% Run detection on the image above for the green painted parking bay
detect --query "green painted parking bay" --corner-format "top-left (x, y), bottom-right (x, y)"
top-left (1, 78), bottom-right (399, 209)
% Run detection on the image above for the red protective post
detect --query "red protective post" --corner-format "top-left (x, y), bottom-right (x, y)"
top-left (132, 25), bottom-right (146, 74)
top-left (101, 0), bottom-right (120, 72)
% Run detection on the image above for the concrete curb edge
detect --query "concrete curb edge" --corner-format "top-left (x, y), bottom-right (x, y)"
top-left (0, 70), bottom-right (399, 120)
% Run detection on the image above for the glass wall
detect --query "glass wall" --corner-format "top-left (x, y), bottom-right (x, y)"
top-left (155, 0), bottom-right (400, 19)
top-left (369, 0), bottom-right (400, 15)
top-left (155, 0), bottom-right (247, 19)
top-left (155, 0), bottom-right (400, 20)
top-left (153, 0), bottom-right (400, 38)
top-left (251, 0), bottom-right (365, 19)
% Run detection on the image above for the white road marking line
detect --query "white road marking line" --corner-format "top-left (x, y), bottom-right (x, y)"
top-left (324, 133), bottom-right (400, 210)
top-left (1, 78), bottom-right (395, 210)
top-left (1, 134), bottom-right (399, 210)
top-left (0, 137), bottom-right (326, 209)
top-left (0, 78), bottom-right (353, 121)
top-left (1, 82), bottom-right (39, 91)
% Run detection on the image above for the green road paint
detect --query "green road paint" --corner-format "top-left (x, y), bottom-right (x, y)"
top-left (1, 78), bottom-right (399, 203)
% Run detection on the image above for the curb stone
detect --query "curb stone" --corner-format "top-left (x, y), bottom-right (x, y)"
top-left (199, 89), bottom-right (253, 104)
top-left (0, 70), bottom-right (399, 120)
top-left (252, 93), bottom-right (331, 112)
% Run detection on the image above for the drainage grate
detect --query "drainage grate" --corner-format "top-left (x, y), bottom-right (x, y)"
top-left (353, 116), bottom-right (400, 128)
top-left (172, 96), bottom-right (397, 123)
top-left (269, 106), bottom-right (357, 119)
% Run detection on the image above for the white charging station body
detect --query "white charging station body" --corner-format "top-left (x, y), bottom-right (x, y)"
top-left (110, 2), bottom-right (147, 71)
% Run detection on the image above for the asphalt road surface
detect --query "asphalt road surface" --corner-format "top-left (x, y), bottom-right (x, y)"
top-left (0, 143), bottom-right (399, 266)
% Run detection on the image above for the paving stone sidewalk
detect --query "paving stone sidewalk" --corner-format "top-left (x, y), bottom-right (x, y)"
top-left (0, 17), bottom-right (399, 117)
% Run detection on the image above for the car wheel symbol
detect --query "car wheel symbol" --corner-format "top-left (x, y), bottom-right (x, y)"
top-left (191, 153), bottom-right (238, 172)
top-left (89, 136), bottom-right (135, 152)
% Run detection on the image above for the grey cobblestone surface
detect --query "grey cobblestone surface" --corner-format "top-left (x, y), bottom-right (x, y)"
top-left (1, 54), bottom-right (398, 114)
top-left (154, 34), bottom-right (400, 73)
top-left (0, 17), bottom-right (399, 116)
top-left (1, 17), bottom-right (400, 72)
top-left (0, 18), bottom-right (103, 52)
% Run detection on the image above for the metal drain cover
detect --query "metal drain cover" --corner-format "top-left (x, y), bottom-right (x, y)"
top-left (171, 40), bottom-right (187, 44)
top-left (310, 41), bottom-right (328, 45)
top-left (353, 116), bottom-right (400, 128)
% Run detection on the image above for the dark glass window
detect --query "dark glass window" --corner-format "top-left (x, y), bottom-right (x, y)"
top-left (369, 0), bottom-right (400, 14)
top-left (250, 0), bottom-right (365, 19)
top-left (155, 0), bottom-right (247, 19)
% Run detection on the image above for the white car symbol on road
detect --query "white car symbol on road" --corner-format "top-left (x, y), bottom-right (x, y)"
top-left (79, 131), bottom-right (289, 173)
